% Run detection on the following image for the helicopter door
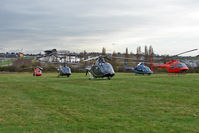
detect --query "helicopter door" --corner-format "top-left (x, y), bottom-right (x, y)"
top-left (173, 64), bottom-right (178, 73)
top-left (170, 64), bottom-right (178, 73)
top-left (170, 65), bottom-right (174, 73)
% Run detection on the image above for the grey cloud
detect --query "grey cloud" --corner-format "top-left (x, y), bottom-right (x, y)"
top-left (0, 0), bottom-right (199, 55)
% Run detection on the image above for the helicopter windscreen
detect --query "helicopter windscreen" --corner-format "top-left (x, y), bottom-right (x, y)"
top-left (177, 63), bottom-right (187, 68)
top-left (136, 64), bottom-right (145, 71)
top-left (100, 63), bottom-right (115, 74)
top-left (61, 66), bottom-right (71, 74)
top-left (144, 66), bottom-right (152, 72)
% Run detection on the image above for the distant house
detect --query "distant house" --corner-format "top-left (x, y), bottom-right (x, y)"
top-left (0, 53), bottom-right (5, 58)
top-left (0, 53), bottom-right (17, 58)
top-left (37, 49), bottom-right (81, 63)
top-left (44, 49), bottom-right (57, 56)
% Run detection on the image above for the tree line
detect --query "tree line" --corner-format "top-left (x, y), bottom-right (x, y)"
top-left (0, 45), bottom-right (199, 73)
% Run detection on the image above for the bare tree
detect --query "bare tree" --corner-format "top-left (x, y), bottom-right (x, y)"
top-left (136, 46), bottom-right (141, 60)
top-left (149, 45), bottom-right (154, 56)
top-left (144, 45), bottom-right (149, 56)
top-left (144, 45), bottom-right (149, 61)
top-left (125, 48), bottom-right (129, 56)
top-left (102, 47), bottom-right (106, 55)
top-left (125, 47), bottom-right (129, 64)
top-left (112, 51), bottom-right (117, 71)
top-left (149, 45), bottom-right (154, 60)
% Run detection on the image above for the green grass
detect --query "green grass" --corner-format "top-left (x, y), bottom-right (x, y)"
top-left (21, 56), bottom-right (35, 60)
top-left (0, 59), bottom-right (15, 66)
top-left (0, 73), bottom-right (198, 133)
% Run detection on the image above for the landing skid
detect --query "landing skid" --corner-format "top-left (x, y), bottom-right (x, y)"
top-left (87, 72), bottom-right (112, 80)
top-left (168, 73), bottom-right (186, 76)
top-left (88, 72), bottom-right (93, 80)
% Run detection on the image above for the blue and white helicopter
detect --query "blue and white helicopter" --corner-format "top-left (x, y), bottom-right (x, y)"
top-left (111, 56), bottom-right (153, 75)
top-left (125, 62), bottom-right (153, 75)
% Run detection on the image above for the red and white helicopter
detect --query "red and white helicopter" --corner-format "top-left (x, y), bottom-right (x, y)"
top-left (33, 66), bottom-right (43, 76)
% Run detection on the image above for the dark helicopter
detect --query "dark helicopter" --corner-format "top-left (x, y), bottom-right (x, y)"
top-left (85, 56), bottom-right (115, 80)
top-left (111, 56), bottom-right (153, 75)
top-left (56, 63), bottom-right (71, 77)
top-left (125, 62), bottom-right (153, 75)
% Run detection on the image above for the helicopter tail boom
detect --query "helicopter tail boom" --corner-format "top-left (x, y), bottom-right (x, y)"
top-left (125, 62), bottom-right (134, 70)
top-left (150, 59), bottom-right (169, 69)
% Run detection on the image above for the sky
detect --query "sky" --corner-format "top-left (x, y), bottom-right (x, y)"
top-left (0, 0), bottom-right (199, 56)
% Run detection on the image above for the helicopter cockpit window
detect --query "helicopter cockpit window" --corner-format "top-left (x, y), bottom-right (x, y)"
top-left (101, 63), bottom-right (114, 73)
top-left (145, 66), bottom-right (151, 72)
top-left (171, 65), bottom-right (174, 69)
top-left (136, 66), bottom-right (142, 72)
top-left (182, 63), bottom-right (187, 67)
top-left (177, 63), bottom-right (187, 68)
top-left (177, 63), bottom-right (183, 68)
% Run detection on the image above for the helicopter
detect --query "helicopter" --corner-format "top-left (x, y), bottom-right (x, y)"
top-left (110, 56), bottom-right (153, 75)
top-left (84, 56), bottom-right (115, 80)
top-left (45, 53), bottom-right (72, 77)
top-left (33, 66), bottom-right (43, 76)
top-left (151, 49), bottom-right (198, 73)
top-left (56, 63), bottom-right (71, 77)
top-left (125, 62), bottom-right (153, 75)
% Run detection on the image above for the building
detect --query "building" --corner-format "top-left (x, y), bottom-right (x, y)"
top-left (37, 49), bottom-right (81, 63)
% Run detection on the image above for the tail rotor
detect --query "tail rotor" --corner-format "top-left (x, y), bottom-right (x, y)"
top-left (150, 59), bottom-right (154, 71)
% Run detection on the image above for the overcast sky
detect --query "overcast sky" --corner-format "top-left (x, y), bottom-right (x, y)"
top-left (0, 0), bottom-right (199, 55)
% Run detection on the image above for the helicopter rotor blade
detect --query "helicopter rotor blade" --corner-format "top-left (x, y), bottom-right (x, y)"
top-left (111, 56), bottom-right (147, 62)
top-left (104, 56), bottom-right (112, 60)
top-left (117, 61), bottom-right (151, 64)
top-left (171, 49), bottom-right (198, 57)
top-left (84, 56), bottom-right (99, 61)
top-left (152, 49), bottom-right (198, 63)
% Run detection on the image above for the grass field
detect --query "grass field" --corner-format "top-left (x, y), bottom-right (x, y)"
top-left (0, 59), bottom-right (15, 66)
top-left (0, 73), bottom-right (198, 133)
